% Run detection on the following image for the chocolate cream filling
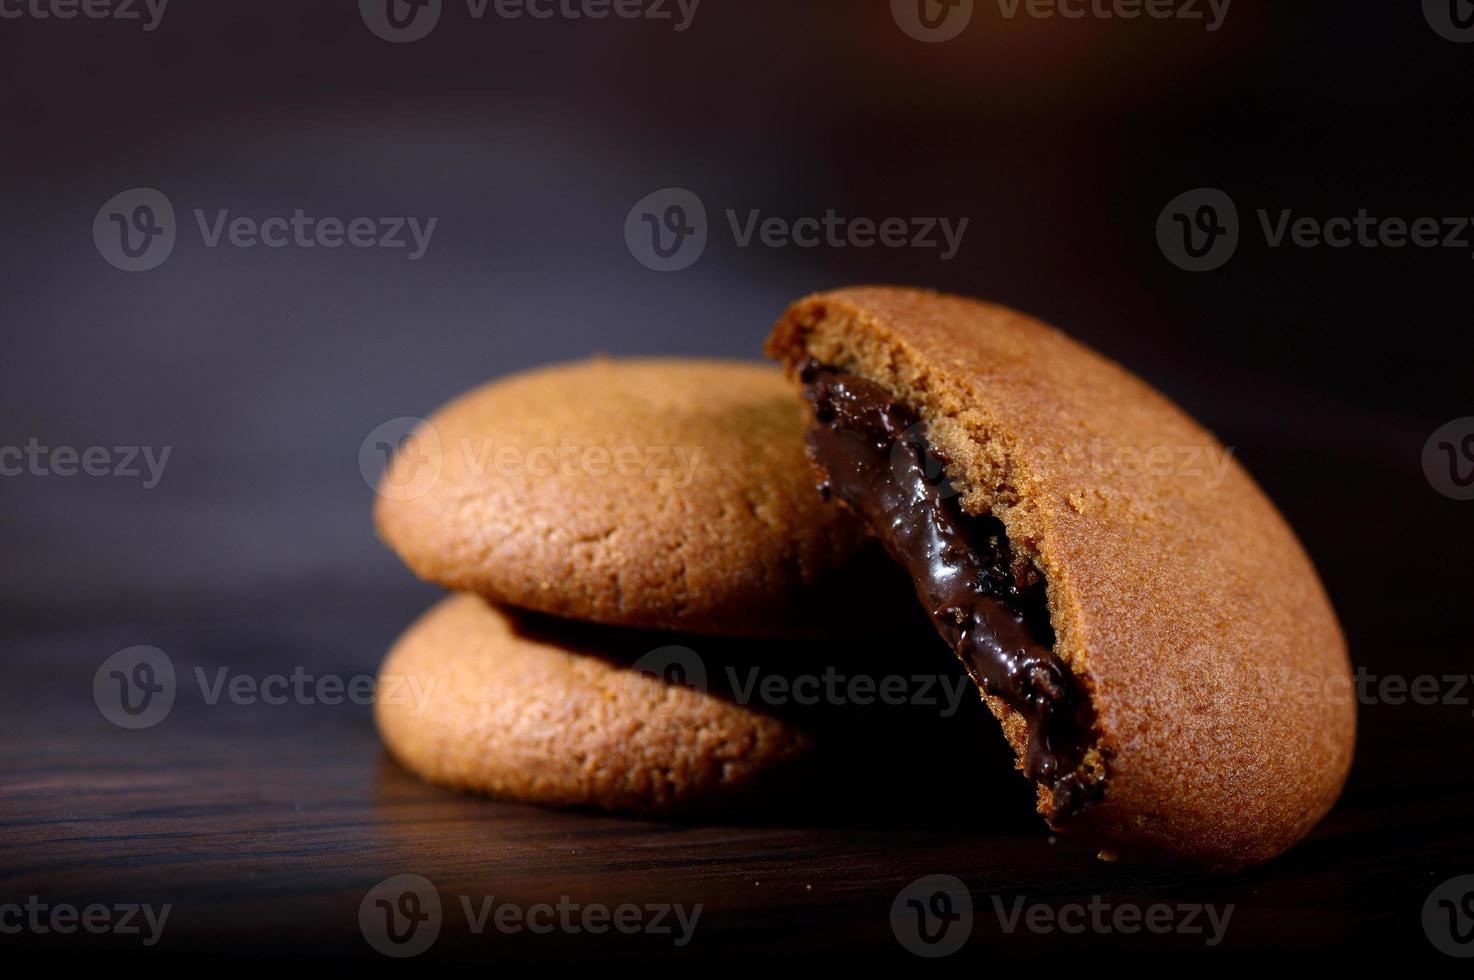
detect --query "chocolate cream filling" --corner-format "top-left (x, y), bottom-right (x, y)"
top-left (800, 361), bottom-right (1103, 820)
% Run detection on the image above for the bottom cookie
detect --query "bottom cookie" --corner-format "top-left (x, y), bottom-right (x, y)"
top-left (374, 594), bottom-right (819, 817)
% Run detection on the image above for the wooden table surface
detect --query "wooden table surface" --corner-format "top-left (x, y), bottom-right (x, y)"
top-left (3, 572), bottom-right (1471, 965)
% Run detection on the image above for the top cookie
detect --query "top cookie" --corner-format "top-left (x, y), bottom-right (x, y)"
top-left (374, 357), bottom-right (894, 637)
top-left (766, 287), bottom-right (1355, 869)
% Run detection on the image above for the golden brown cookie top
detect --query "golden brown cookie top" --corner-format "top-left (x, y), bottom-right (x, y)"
top-left (766, 286), bottom-right (1355, 869)
top-left (374, 594), bottom-right (814, 817)
top-left (374, 357), bottom-right (894, 637)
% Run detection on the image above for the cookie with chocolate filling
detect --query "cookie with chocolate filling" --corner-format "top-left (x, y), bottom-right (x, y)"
top-left (765, 286), bottom-right (1355, 869)
top-left (374, 358), bottom-right (897, 638)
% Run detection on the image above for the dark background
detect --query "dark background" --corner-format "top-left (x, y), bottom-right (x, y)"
top-left (2, 0), bottom-right (1471, 964)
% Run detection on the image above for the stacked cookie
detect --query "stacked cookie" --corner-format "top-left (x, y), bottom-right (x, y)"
top-left (372, 357), bottom-right (903, 816)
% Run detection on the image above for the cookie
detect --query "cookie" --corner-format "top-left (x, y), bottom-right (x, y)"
top-left (765, 286), bottom-right (1355, 869)
top-left (374, 593), bottom-right (817, 816)
top-left (374, 358), bottom-right (896, 637)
